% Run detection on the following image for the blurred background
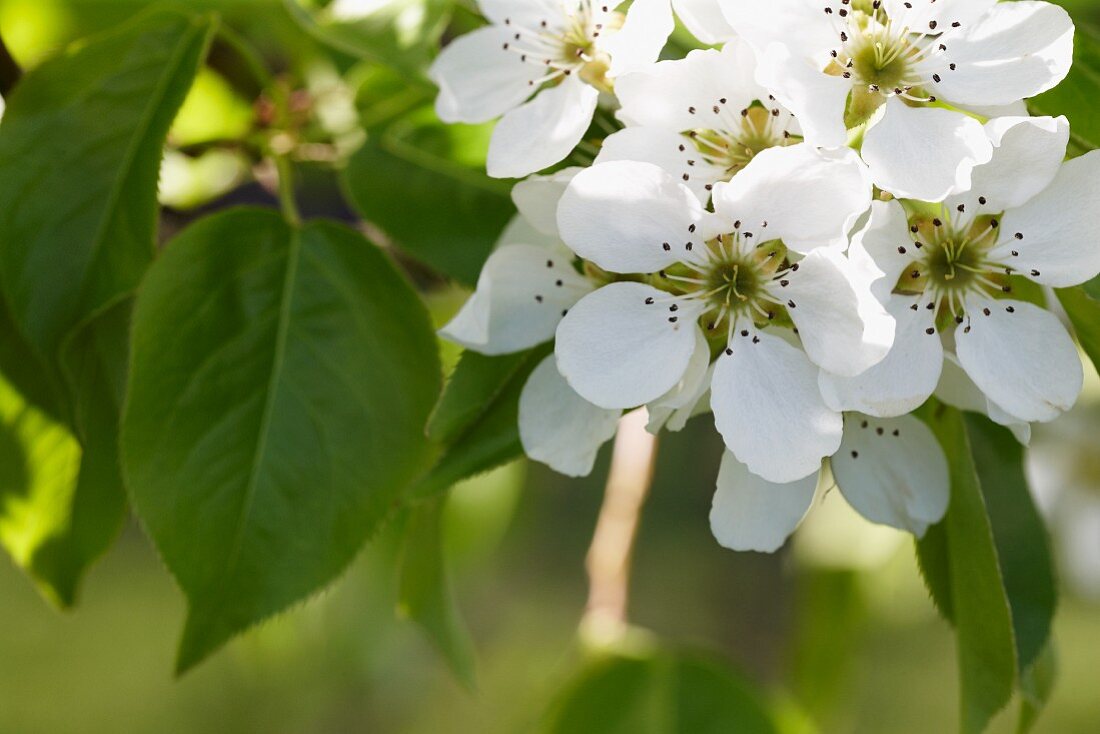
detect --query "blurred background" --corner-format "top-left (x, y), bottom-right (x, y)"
top-left (1, 0), bottom-right (1099, 731)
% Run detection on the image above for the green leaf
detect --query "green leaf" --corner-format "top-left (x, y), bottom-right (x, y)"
top-left (122, 209), bottom-right (442, 672)
top-left (543, 649), bottom-right (778, 734)
top-left (343, 108), bottom-right (515, 285)
top-left (963, 414), bottom-right (1056, 680)
top-left (1018, 642), bottom-right (1057, 734)
top-left (284, 0), bottom-right (450, 81)
top-left (397, 497), bottom-right (477, 690)
top-left (1057, 286), bottom-right (1100, 375)
top-left (411, 345), bottom-right (549, 500)
top-left (1030, 21), bottom-right (1100, 152)
top-left (916, 405), bottom-right (1016, 734)
top-left (0, 8), bottom-right (215, 368)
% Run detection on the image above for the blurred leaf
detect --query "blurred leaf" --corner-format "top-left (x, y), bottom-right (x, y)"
top-left (1030, 21), bottom-right (1100, 152)
top-left (122, 209), bottom-right (441, 673)
top-left (916, 405), bottom-right (1016, 734)
top-left (964, 415), bottom-right (1056, 681)
top-left (915, 518), bottom-right (954, 622)
top-left (343, 108), bottom-right (514, 285)
top-left (543, 648), bottom-right (778, 734)
top-left (284, 0), bottom-right (450, 80)
top-left (411, 345), bottom-right (549, 500)
top-left (398, 497), bottom-right (477, 690)
top-left (1018, 642), bottom-right (1057, 734)
top-left (1057, 286), bottom-right (1100, 375)
top-left (0, 8), bottom-right (215, 367)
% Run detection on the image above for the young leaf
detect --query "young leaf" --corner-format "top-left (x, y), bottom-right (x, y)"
top-left (122, 209), bottom-right (441, 673)
top-left (397, 497), bottom-right (477, 690)
top-left (411, 345), bottom-right (549, 500)
top-left (0, 8), bottom-right (215, 366)
top-left (543, 649), bottom-right (778, 734)
top-left (1030, 21), bottom-right (1100, 152)
top-left (343, 108), bottom-right (515, 285)
top-left (917, 405), bottom-right (1016, 734)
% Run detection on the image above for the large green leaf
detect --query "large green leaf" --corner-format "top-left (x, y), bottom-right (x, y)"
top-left (1030, 21), bottom-right (1100, 152)
top-left (411, 345), bottom-right (549, 500)
top-left (122, 209), bottom-right (441, 672)
top-left (916, 406), bottom-right (1016, 734)
top-left (343, 108), bottom-right (515, 285)
top-left (397, 497), bottom-right (477, 690)
top-left (0, 8), bottom-right (215, 370)
top-left (1057, 286), bottom-right (1100, 375)
top-left (543, 649), bottom-right (778, 734)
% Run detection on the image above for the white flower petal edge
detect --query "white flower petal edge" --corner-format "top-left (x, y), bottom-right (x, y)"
top-left (993, 150), bottom-right (1100, 289)
top-left (935, 354), bottom-right (1031, 444)
top-left (954, 297), bottom-right (1083, 424)
top-left (820, 295), bottom-right (944, 418)
top-left (831, 414), bottom-right (949, 536)
top-left (712, 144), bottom-right (872, 253)
top-left (440, 244), bottom-right (594, 355)
top-left (646, 328), bottom-right (711, 433)
top-left (512, 167), bottom-right (584, 238)
top-left (595, 126), bottom-right (725, 203)
top-left (555, 282), bottom-right (705, 409)
top-left (557, 160), bottom-right (714, 273)
top-left (518, 356), bottom-right (623, 477)
top-left (710, 450), bottom-right (818, 553)
top-left (488, 76), bottom-right (600, 179)
top-left (604, 0), bottom-right (675, 76)
top-left (711, 328), bottom-right (843, 483)
top-left (672, 0), bottom-right (736, 45)
top-left (861, 99), bottom-right (993, 202)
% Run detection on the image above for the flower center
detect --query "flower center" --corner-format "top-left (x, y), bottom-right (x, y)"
top-left (689, 106), bottom-right (797, 175)
top-left (499, 8), bottom-right (621, 93)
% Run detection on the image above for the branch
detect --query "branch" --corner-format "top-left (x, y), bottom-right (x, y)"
top-left (582, 409), bottom-right (658, 644)
top-left (0, 29), bottom-right (22, 98)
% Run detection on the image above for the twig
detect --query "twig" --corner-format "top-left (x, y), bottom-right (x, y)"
top-left (581, 409), bottom-right (658, 644)
top-left (0, 29), bottom-right (22, 98)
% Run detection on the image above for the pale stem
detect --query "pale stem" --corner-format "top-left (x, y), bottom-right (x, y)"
top-left (581, 409), bottom-right (658, 643)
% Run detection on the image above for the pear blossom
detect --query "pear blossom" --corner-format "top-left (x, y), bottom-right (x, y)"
top-left (711, 412), bottom-right (949, 552)
top-left (721, 0), bottom-right (1074, 200)
top-left (822, 116), bottom-right (1099, 425)
top-left (596, 40), bottom-right (801, 202)
top-left (554, 144), bottom-right (893, 483)
top-left (429, 0), bottom-right (678, 180)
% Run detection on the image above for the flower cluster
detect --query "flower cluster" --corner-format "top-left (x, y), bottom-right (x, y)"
top-left (433, 0), bottom-right (1098, 552)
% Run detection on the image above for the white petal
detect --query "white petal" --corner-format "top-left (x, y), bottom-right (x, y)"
top-left (820, 295), bottom-right (943, 417)
top-left (721, 0), bottom-right (835, 55)
top-left (928, 1), bottom-right (1074, 106)
top-left (429, 27), bottom-right (544, 124)
top-left (672, 0), bottom-right (736, 44)
top-left (831, 414), bottom-right (949, 536)
top-left (955, 298), bottom-right (1083, 423)
top-left (778, 248), bottom-right (892, 376)
top-left (951, 115), bottom-right (1069, 213)
top-left (496, 213), bottom-right (569, 252)
top-left (477, 0), bottom-right (569, 26)
top-left (518, 356), bottom-right (622, 477)
top-left (712, 144), bottom-right (871, 252)
top-left (711, 329), bottom-right (843, 483)
top-left (991, 150), bottom-right (1100, 288)
top-left (487, 76), bottom-right (599, 179)
top-left (595, 127), bottom-right (725, 203)
top-left (882, 0), bottom-right (997, 30)
top-left (710, 451), bottom-right (818, 553)
top-left (848, 199), bottom-right (916, 304)
top-left (557, 160), bottom-right (710, 273)
top-left (935, 354), bottom-right (1032, 443)
top-left (646, 328), bottom-right (712, 432)
top-left (615, 44), bottom-right (764, 131)
top-left (439, 244), bottom-right (593, 354)
top-left (555, 282), bottom-right (703, 409)
top-left (604, 0), bottom-right (675, 76)
top-left (862, 100), bottom-right (993, 201)
top-left (754, 42), bottom-right (850, 149)
top-left (511, 167), bottom-right (582, 238)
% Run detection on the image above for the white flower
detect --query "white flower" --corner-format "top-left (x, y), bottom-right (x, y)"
top-left (721, 0), bottom-right (1074, 200)
top-left (710, 413), bottom-right (949, 552)
top-left (429, 0), bottom-right (676, 179)
top-left (596, 40), bottom-right (801, 202)
top-left (822, 116), bottom-right (1098, 424)
top-left (554, 144), bottom-right (893, 482)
